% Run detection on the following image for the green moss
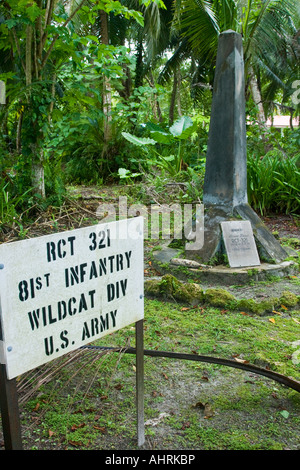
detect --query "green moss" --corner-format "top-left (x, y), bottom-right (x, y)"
top-left (144, 276), bottom-right (299, 315)
top-left (237, 298), bottom-right (263, 314)
top-left (204, 288), bottom-right (236, 308)
top-left (237, 297), bottom-right (280, 314)
top-left (247, 268), bottom-right (259, 277)
top-left (144, 274), bottom-right (203, 305)
top-left (144, 279), bottom-right (161, 296)
top-left (258, 297), bottom-right (280, 313)
top-left (281, 237), bottom-right (300, 250)
top-left (279, 290), bottom-right (299, 307)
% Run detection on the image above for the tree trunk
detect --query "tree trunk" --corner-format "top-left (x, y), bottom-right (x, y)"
top-left (26, 25), bottom-right (46, 198)
top-left (176, 69), bottom-right (182, 117)
top-left (32, 160), bottom-right (45, 198)
top-left (25, 25), bottom-right (32, 86)
top-left (134, 41), bottom-right (144, 89)
top-left (249, 66), bottom-right (265, 124)
top-left (16, 109), bottom-right (23, 153)
top-left (169, 69), bottom-right (178, 125)
top-left (100, 11), bottom-right (112, 145)
top-left (147, 71), bottom-right (163, 123)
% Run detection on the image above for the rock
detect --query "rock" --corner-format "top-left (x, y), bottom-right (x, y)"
top-left (279, 291), bottom-right (299, 308)
top-left (204, 288), bottom-right (236, 308)
top-left (144, 274), bottom-right (203, 305)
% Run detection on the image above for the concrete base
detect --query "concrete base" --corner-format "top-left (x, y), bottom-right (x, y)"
top-left (152, 246), bottom-right (298, 286)
top-left (184, 203), bottom-right (289, 266)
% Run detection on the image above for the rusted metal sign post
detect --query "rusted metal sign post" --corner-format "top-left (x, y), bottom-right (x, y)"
top-left (0, 82), bottom-right (21, 449)
top-left (0, 318), bottom-right (23, 449)
top-left (0, 218), bottom-right (145, 449)
top-left (135, 319), bottom-right (144, 446)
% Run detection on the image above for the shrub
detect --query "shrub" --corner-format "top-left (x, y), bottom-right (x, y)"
top-left (247, 153), bottom-right (299, 215)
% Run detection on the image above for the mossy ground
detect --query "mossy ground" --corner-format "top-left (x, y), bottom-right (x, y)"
top-left (5, 293), bottom-right (299, 451)
top-left (145, 274), bottom-right (300, 315)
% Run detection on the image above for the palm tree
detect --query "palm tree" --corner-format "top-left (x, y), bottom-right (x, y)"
top-left (161, 0), bottom-right (299, 123)
top-left (161, 0), bottom-right (299, 121)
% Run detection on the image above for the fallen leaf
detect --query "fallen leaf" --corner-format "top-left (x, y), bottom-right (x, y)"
top-left (48, 429), bottom-right (55, 437)
top-left (281, 305), bottom-right (288, 310)
top-left (234, 357), bottom-right (249, 363)
top-left (69, 440), bottom-right (84, 447)
top-left (145, 413), bottom-right (170, 426)
top-left (93, 426), bottom-right (106, 433)
top-left (114, 383), bottom-right (123, 390)
top-left (269, 318), bottom-right (276, 324)
top-left (71, 423), bottom-right (86, 431)
top-left (181, 421), bottom-right (191, 430)
top-left (272, 310), bottom-right (282, 315)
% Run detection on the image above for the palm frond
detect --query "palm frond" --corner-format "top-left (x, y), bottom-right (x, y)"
top-left (157, 38), bottom-right (190, 84)
top-left (178, 0), bottom-right (219, 58)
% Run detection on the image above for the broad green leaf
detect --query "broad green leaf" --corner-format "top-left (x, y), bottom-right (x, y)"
top-left (5, 18), bottom-right (18, 29)
top-left (122, 132), bottom-right (156, 146)
top-left (150, 131), bottom-right (173, 144)
top-left (26, 4), bottom-right (42, 22)
top-left (86, 35), bottom-right (99, 43)
top-left (118, 168), bottom-right (141, 179)
top-left (169, 116), bottom-right (194, 137)
top-left (163, 155), bottom-right (175, 161)
top-left (118, 168), bottom-right (130, 178)
top-left (145, 122), bottom-right (165, 133)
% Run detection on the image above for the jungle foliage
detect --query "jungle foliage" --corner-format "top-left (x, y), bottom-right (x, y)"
top-left (0, 0), bottom-right (299, 227)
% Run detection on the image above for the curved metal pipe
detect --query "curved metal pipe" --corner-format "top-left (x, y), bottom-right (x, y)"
top-left (83, 345), bottom-right (300, 393)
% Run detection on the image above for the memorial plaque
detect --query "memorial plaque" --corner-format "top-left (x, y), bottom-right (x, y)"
top-left (0, 217), bottom-right (144, 379)
top-left (221, 220), bottom-right (260, 268)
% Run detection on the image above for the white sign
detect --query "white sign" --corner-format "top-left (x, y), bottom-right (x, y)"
top-left (221, 220), bottom-right (260, 268)
top-left (0, 218), bottom-right (144, 379)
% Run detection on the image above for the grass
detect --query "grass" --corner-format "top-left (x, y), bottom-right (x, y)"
top-left (18, 296), bottom-right (300, 450)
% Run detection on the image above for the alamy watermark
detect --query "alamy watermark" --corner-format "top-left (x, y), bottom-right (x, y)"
top-left (96, 196), bottom-right (204, 251)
